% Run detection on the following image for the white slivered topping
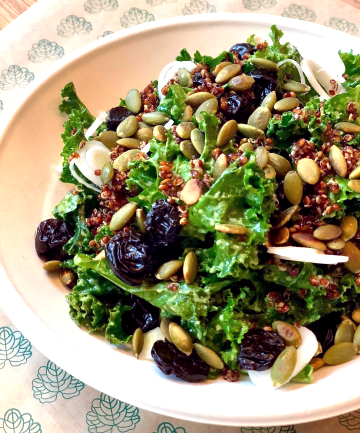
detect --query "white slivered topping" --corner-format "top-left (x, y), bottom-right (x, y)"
top-left (85, 145), bottom-right (110, 171)
top-left (164, 119), bottom-right (174, 129)
top-left (158, 60), bottom-right (197, 101)
top-left (141, 143), bottom-right (151, 154)
top-left (69, 159), bottom-right (101, 193)
top-left (85, 110), bottom-right (107, 139)
top-left (268, 246), bottom-right (348, 265)
top-left (277, 59), bottom-right (306, 85)
top-left (141, 327), bottom-right (165, 360)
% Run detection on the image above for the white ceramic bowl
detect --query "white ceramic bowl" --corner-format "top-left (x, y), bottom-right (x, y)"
top-left (1, 13), bottom-right (360, 427)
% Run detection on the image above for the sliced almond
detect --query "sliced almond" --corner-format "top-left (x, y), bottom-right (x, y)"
top-left (180, 179), bottom-right (202, 206)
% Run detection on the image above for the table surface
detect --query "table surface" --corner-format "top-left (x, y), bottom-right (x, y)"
top-left (0, 0), bottom-right (37, 30)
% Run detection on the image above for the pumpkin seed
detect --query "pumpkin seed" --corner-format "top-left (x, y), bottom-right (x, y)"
top-left (354, 325), bottom-right (360, 352)
top-left (270, 227), bottom-right (290, 245)
top-left (251, 58), bottom-right (279, 72)
top-left (180, 140), bottom-right (199, 160)
top-left (116, 138), bottom-right (141, 149)
top-left (292, 232), bottom-right (327, 251)
top-left (194, 343), bottom-right (224, 369)
top-left (176, 122), bottom-right (196, 139)
top-left (255, 146), bottom-right (269, 169)
top-left (142, 111), bottom-right (169, 125)
top-left (248, 107), bottom-right (271, 131)
top-left (213, 61), bottom-right (232, 76)
top-left (327, 238), bottom-right (346, 250)
top-left (43, 260), bottom-right (62, 272)
top-left (195, 98), bottom-right (218, 121)
top-left (160, 317), bottom-right (173, 343)
top-left (264, 165), bottom-right (276, 179)
top-left (215, 64), bottom-right (241, 84)
top-left (228, 74), bottom-right (255, 92)
top-left (296, 158), bottom-right (320, 185)
top-left (181, 105), bottom-right (193, 122)
top-left (329, 145), bottom-right (347, 178)
top-left (352, 308), bottom-right (360, 324)
top-left (186, 92), bottom-right (216, 108)
top-left (155, 260), bottom-right (183, 280)
top-left (125, 88), bottom-right (141, 114)
top-left (94, 130), bottom-right (118, 149)
top-left (341, 316), bottom-right (357, 331)
top-left (190, 128), bottom-right (205, 154)
top-left (109, 202), bottom-right (137, 231)
top-left (153, 125), bottom-right (167, 142)
top-left (342, 241), bottom-right (360, 273)
top-left (261, 91), bottom-right (277, 111)
top-left (215, 224), bottom-right (249, 235)
top-left (180, 179), bottom-right (202, 206)
top-left (268, 153), bottom-right (292, 177)
top-left (113, 149), bottom-right (140, 172)
top-left (271, 346), bottom-right (297, 387)
top-left (272, 321), bottom-right (302, 348)
top-left (282, 81), bottom-right (310, 93)
top-left (138, 121), bottom-right (151, 129)
top-left (116, 115), bottom-right (138, 138)
top-left (237, 124), bottom-right (265, 139)
top-left (309, 357), bottom-right (325, 371)
top-left (349, 180), bottom-right (360, 193)
top-left (240, 141), bottom-right (254, 152)
top-left (341, 216), bottom-right (358, 241)
top-left (349, 165), bottom-right (360, 180)
top-left (134, 128), bottom-right (153, 142)
top-left (284, 171), bottom-right (303, 205)
top-left (274, 97), bottom-right (299, 112)
top-left (217, 120), bottom-right (238, 147)
top-left (323, 342), bottom-right (357, 365)
top-left (213, 153), bottom-right (228, 181)
top-left (313, 224), bottom-right (342, 241)
top-left (132, 328), bottom-right (144, 359)
top-left (60, 269), bottom-right (76, 289)
top-left (101, 161), bottom-right (114, 184)
top-left (335, 122), bottom-right (360, 134)
top-left (136, 208), bottom-right (146, 233)
top-left (183, 251), bottom-right (198, 285)
top-left (178, 68), bottom-right (193, 87)
top-left (169, 322), bottom-right (193, 356)
top-left (334, 321), bottom-right (355, 345)
top-left (274, 205), bottom-right (299, 229)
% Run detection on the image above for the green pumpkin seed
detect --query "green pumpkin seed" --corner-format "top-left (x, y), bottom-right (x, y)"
top-left (248, 107), bottom-right (271, 131)
top-left (60, 269), bottom-right (76, 289)
top-left (180, 179), bottom-right (202, 206)
top-left (109, 202), bottom-right (138, 231)
top-left (228, 74), bottom-right (255, 92)
top-left (178, 68), bottom-right (193, 87)
top-left (101, 161), bottom-right (114, 184)
top-left (116, 115), bottom-right (138, 138)
top-left (341, 216), bottom-right (358, 241)
top-left (323, 342), bottom-right (357, 365)
top-left (264, 165), bottom-right (276, 179)
top-left (309, 357), bottom-right (325, 371)
top-left (132, 328), bottom-right (144, 359)
top-left (334, 321), bottom-right (355, 345)
top-left (142, 111), bottom-right (169, 125)
top-left (284, 171), bottom-right (303, 205)
top-left (195, 98), bottom-right (218, 121)
top-left (153, 125), bottom-right (167, 142)
top-left (274, 97), bottom-right (299, 112)
top-left (215, 64), bottom-right (241, 84)
top-left (271, 346), bottom-right (297, 387)
top-left (186, 92), bottom-right (216, 108)
top-left (327, 238), bottom-right (345, 250)
top-left (217, 120), bottom-right (238, 147)
top-left (113, 149), bottom-right (141, 172)
top-left (274, 205), bottom-right (299, 229)
top-left (352, 308), bottom-right (360, 324)
top-left (292, 232), bottom-right (327, 251)
top-left (343, 241), bottom-right (360, 273)
top-left (255, 146), bottom-right (269, 169)
top-left (136, 208), bottom-right (146, 233)
top-left (215, 224), bottom-right (249, 235)
top-left (335, 122), bottom-right (360, 134)
top-left (240, 141), bottom-right (254, 152)
top-left (251, 58), bottom-right (279, 72)
top-left (272, 321), bottom-right (302, 348)
top-left (349, 180), bottom-right (360, 193)
top-left (341, 316), bottom-right (357, 331)
top-left (155, 260), bottom-right (183, 280)
top-left (181, 105), bottom-right (193, 122)
top-left (169, 322), bottom-right (193, 356)
top-left (94, 130), bottom-right (118, 149)
top-left (237, 124), bottom-right (265, 139)
top-left (268, 153), bottom-right (292, 177)
top-left (354, 325), bottom-right (360, 352)
top-left (125, 89), bottom-right (141, 114)
top-left (296, 158), bottom-right (320, 185)
top-left (116, 138), bottom-right (141, 149)
top-left (194, 343), bottom-right (224, 369)
top-left (160, 317), bottom-right (173, 343)
top-left (190, 128), bottom-right (205, 154)
top-left (213, 61), bottom-right (232, 76)
top-left (183, 251), bottom-right (198, 285)
top-left (349, 166), bottom-right (360, 180)
top-left (270, 226), bottom-right (290, 245)
top-left (176, 122), bottom-right (196, 139)
top-left (180, 140), bottom-right (199, 160)
top-left (313, 224), bottom-right (342, 241)
top-left (329, 145), bottom-right (347, 178)
top-left (134, 128), bottom-right (153, 142)
top-left (43, 260), bottom-right (62, 272)
top-left (282, 81), bottom-right (310, 93)
top-left (138, 121), bottom-right (151, 129)
top-left (261, 91), bottom-right (277, 111)
top-left (213, 153), bottom-right (228, 181)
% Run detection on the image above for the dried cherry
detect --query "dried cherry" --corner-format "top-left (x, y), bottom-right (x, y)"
top-left (238, 329), bottom-right (285, 371)
top-left (229, 43), bottom-right (257, 59)
top-left (307, 312), bottom-right (342, 355)
top-left (122, 295), bottom-right (160, 334)
top-left (220, 90), bottom-right (255, 123)
top-left (151, 340), bottom-right (210, 382)
top-left (247, 69), bottom-right (278, 106)
top-left (35, 219), bottom-right (73, 261)
top-left (106, 106), bottom-right (132, 131)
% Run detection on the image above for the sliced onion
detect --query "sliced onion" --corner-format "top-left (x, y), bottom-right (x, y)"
top-left (85, 110), bottom-right (107, 139)
top-left (164, 119), bottom-right (174, 129)
top-left (141, 142), bottom-right (151, 154)
top-left (158, 60), bottom-right (197, 101)
top-left (277, 59), bottom-right (306, 85)
top-left (69, 159), bottom-right (101, 193)
top-left (85, 145), bottom-right (110, 171)
top-left (268, 246), bottom-right (348, 265)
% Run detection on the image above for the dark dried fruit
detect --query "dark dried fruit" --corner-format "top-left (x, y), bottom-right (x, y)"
top-left (151, 340), bottom-right (210, 382)
top-left (220, 90), bottom-right (255, 123)
top-left (248, 69), bottom-right (278, 106)
top-left (122, 295), bottom-right (160, 334)
top-left (229, 43), bottom-right (257, 59)
top-left (144, 199), bottom-right (181, 248)
top-left (307, 312), bottom-right (342, 355)
top-left (238, 329), bottom-right (285, 371)
top-left (105, 229), bottom-right (153, 286)
top-left (106, 106), bottom-right (132, 131)
top-left (192, 72), bottom-right (206, 87)
top-left (35, 219), bottom-right (73, 261)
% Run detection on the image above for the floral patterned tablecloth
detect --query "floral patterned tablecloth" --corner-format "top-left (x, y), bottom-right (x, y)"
top-left (2, 0), bottom-right (360, 431)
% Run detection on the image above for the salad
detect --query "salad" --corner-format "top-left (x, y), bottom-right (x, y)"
top-left (35, 25), bottom-right (360, 389)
